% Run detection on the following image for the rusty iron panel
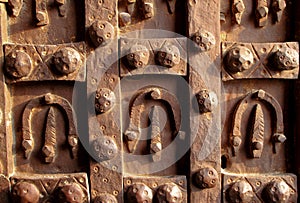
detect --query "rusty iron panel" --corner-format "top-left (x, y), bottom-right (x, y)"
top-left (0, 0), bottom-right (298, 202)
top-left (294, 81), bottom-right (300, 196)
top-left (117, 0), bottom-right (186, 34)
top-left (220, 0), bottom-right (293, 42)
top-left (223, 173), bottom-right (297, 203)
top-left (85, 0), bottom-right (117, 50)
top-left (85, 0), bottom-right (122, 201)
top-left (189, 64), bottom-right (221, 203)
top-left (120, 74), bottom-right (189, 176)
top-left (0, 3), bottom-right (12, 178)
top-left (11, 173), bottom-right (90, 202)
top-left (222, 80), bottom-right (289, 174)
top-left (296, 0), bottom-right (300, 41)
top-left (3, 42), bottom-right (86, 83)
top-left (188, 0), bottom-right (222, 202)
top-left (222, 42), bottom-right (299, 80)
top-left (124, 176), bottom-right (187, 203)
top-left (85, 0), bottom-right (122, 202)
top-left (11, 88), bottom-right (88, 174)
top-left (7, 0), bottom-right (84, 44)
top-left (119, 38), bottom-right (187, 76)
top-left (87, 61), bottom-right (122, 201)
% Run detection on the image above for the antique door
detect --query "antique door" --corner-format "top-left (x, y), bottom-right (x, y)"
top-left (0, 0), bottom-right (298, 202)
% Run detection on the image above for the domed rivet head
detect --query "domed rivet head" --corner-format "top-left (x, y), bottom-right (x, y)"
top-left (156, 45), bottom-right (180, 68)
top-left (59, 183), bottom-right (85, 203)
top-left (89, 20), bottom-right (115, 47)
top-left (224, 45), bottom-right (254, 74)
top-left (272, 47), bottom-right (299, 71)
top-left (12, 182), bottom-right (40, 203)
top-left (126, 44), bottom-right (150, 70)
top-left (53, 47), bottom-right (82, 75)
top-left (95, 88), bottom-right (116, 114)
top-left (127, 183), bottom-right (153, 203)
top-left (196, 90), bottom-right (218, 114)
top-left (264, 180), bottom-right (291, 203)
top-left (156, 183), bottom-right (183, 203)
top-left (5, 50), bottom-right (32, 79)
top-left (227, 180), bottom-right (255, 203)
top-left (92, 136), bottom-right (118, 162)
top-left (191, 30), bottom-right (216, 52)
top-left (194, 167), bottom-right (218, 189)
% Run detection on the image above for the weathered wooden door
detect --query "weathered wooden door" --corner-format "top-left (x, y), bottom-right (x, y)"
top-left (0, 0), bottom-right (298, 202)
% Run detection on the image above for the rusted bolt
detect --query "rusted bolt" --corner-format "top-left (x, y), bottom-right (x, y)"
top-left (126, 44), bottom-right (150, 70)
top-left (5, 50), bottom-right (32, 79)
top-left (264, 180), bottom-right (291, 203)
top-left (156, 44), bottom-right (180, 68)
top-left (42, 145), bottom-right (55, 157)
top-left (150, 88), bottom-right (162, 99)
top-left (272, 0), bottom-right (286, 23)
top-left (233, 0), bottom-right (245, 13)
top-left (22, 139), bottom-right (34, 150)
top-left (256, 6), bottom-right (268, 20)
top-left (271, 47), bottom-right (299, 71)
top-left (224, 45), bottom-right (254, 73)
top-left (44, 93), bottom-right (56, 104)
top-left (36, 11), bottom-right (49, 26)
top-left (125, 131), bottom-right (138, 141)
top-left (256, 89), bottom-right (266, 99)
top-left (68, 134), bottom-right (79, 147)
top-left (232, 136), bottom-right (242, 147)
top-left (92, 136), bottom-right (118, 162)
top-left (53, 47), bottom-right (82, 75)
top-left (95, 88), bottom-right (116, 114)
top-left (273, 133), bottom-right (286, 143)
top-left (94, 193), bottom-right (118, 203)
top-left (59, 183), bottom-right (85, 203)
top-left (232, 0), bottom-right (245, 24)
top-left (196, 90), bottom-right (218, 114)
top-left (252, 141), bottom-right (263, 150)
top-left (191, 30), bottom-right (216, 52)
top-left (156, 183), bottom-right (183, 203)
top-left (119, 12), bottom-right (131, 27)
top-left (256, 0), bottom-right (269, 27)
top-left (127, 183), bottom-right (153, 203)
top-left (142, 2), bottom-right (154, 19)
top-left (89, 20), bottom-right (115, 47)
top-left (227, 180), bottom-right (255, 203)
top-left (12, 182), bottom-right (40, 203)
top-left (194, 167), bottom-right (218, 189)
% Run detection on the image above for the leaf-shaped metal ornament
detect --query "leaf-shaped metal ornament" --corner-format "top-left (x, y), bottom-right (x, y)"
top-left (232, 0), bottom-right (245, 25)
top-left (42, 107), bottom-right (57, 163)
top-left (150, 106), bottom-right (162, 162)
top-left (250, 104), bottom-right (265, 158)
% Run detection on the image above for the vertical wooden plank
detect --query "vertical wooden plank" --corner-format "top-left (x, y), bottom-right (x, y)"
top-left (293, 2), bottom-right (300, 184)
top-left (188, 0), bottom-right (220, 61)
top-left (188, 0), bottom-right (221, 202)
top-left (294, 81), bottom-right (300, 193)
top-left (0, 3), bottom-right (13, 177)
top-left (294, 0), bottom-right (300, 41)
top-left (86, 0), bottom-right (121, 202)
top-left (0, 4), bottom-right (12, 202)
